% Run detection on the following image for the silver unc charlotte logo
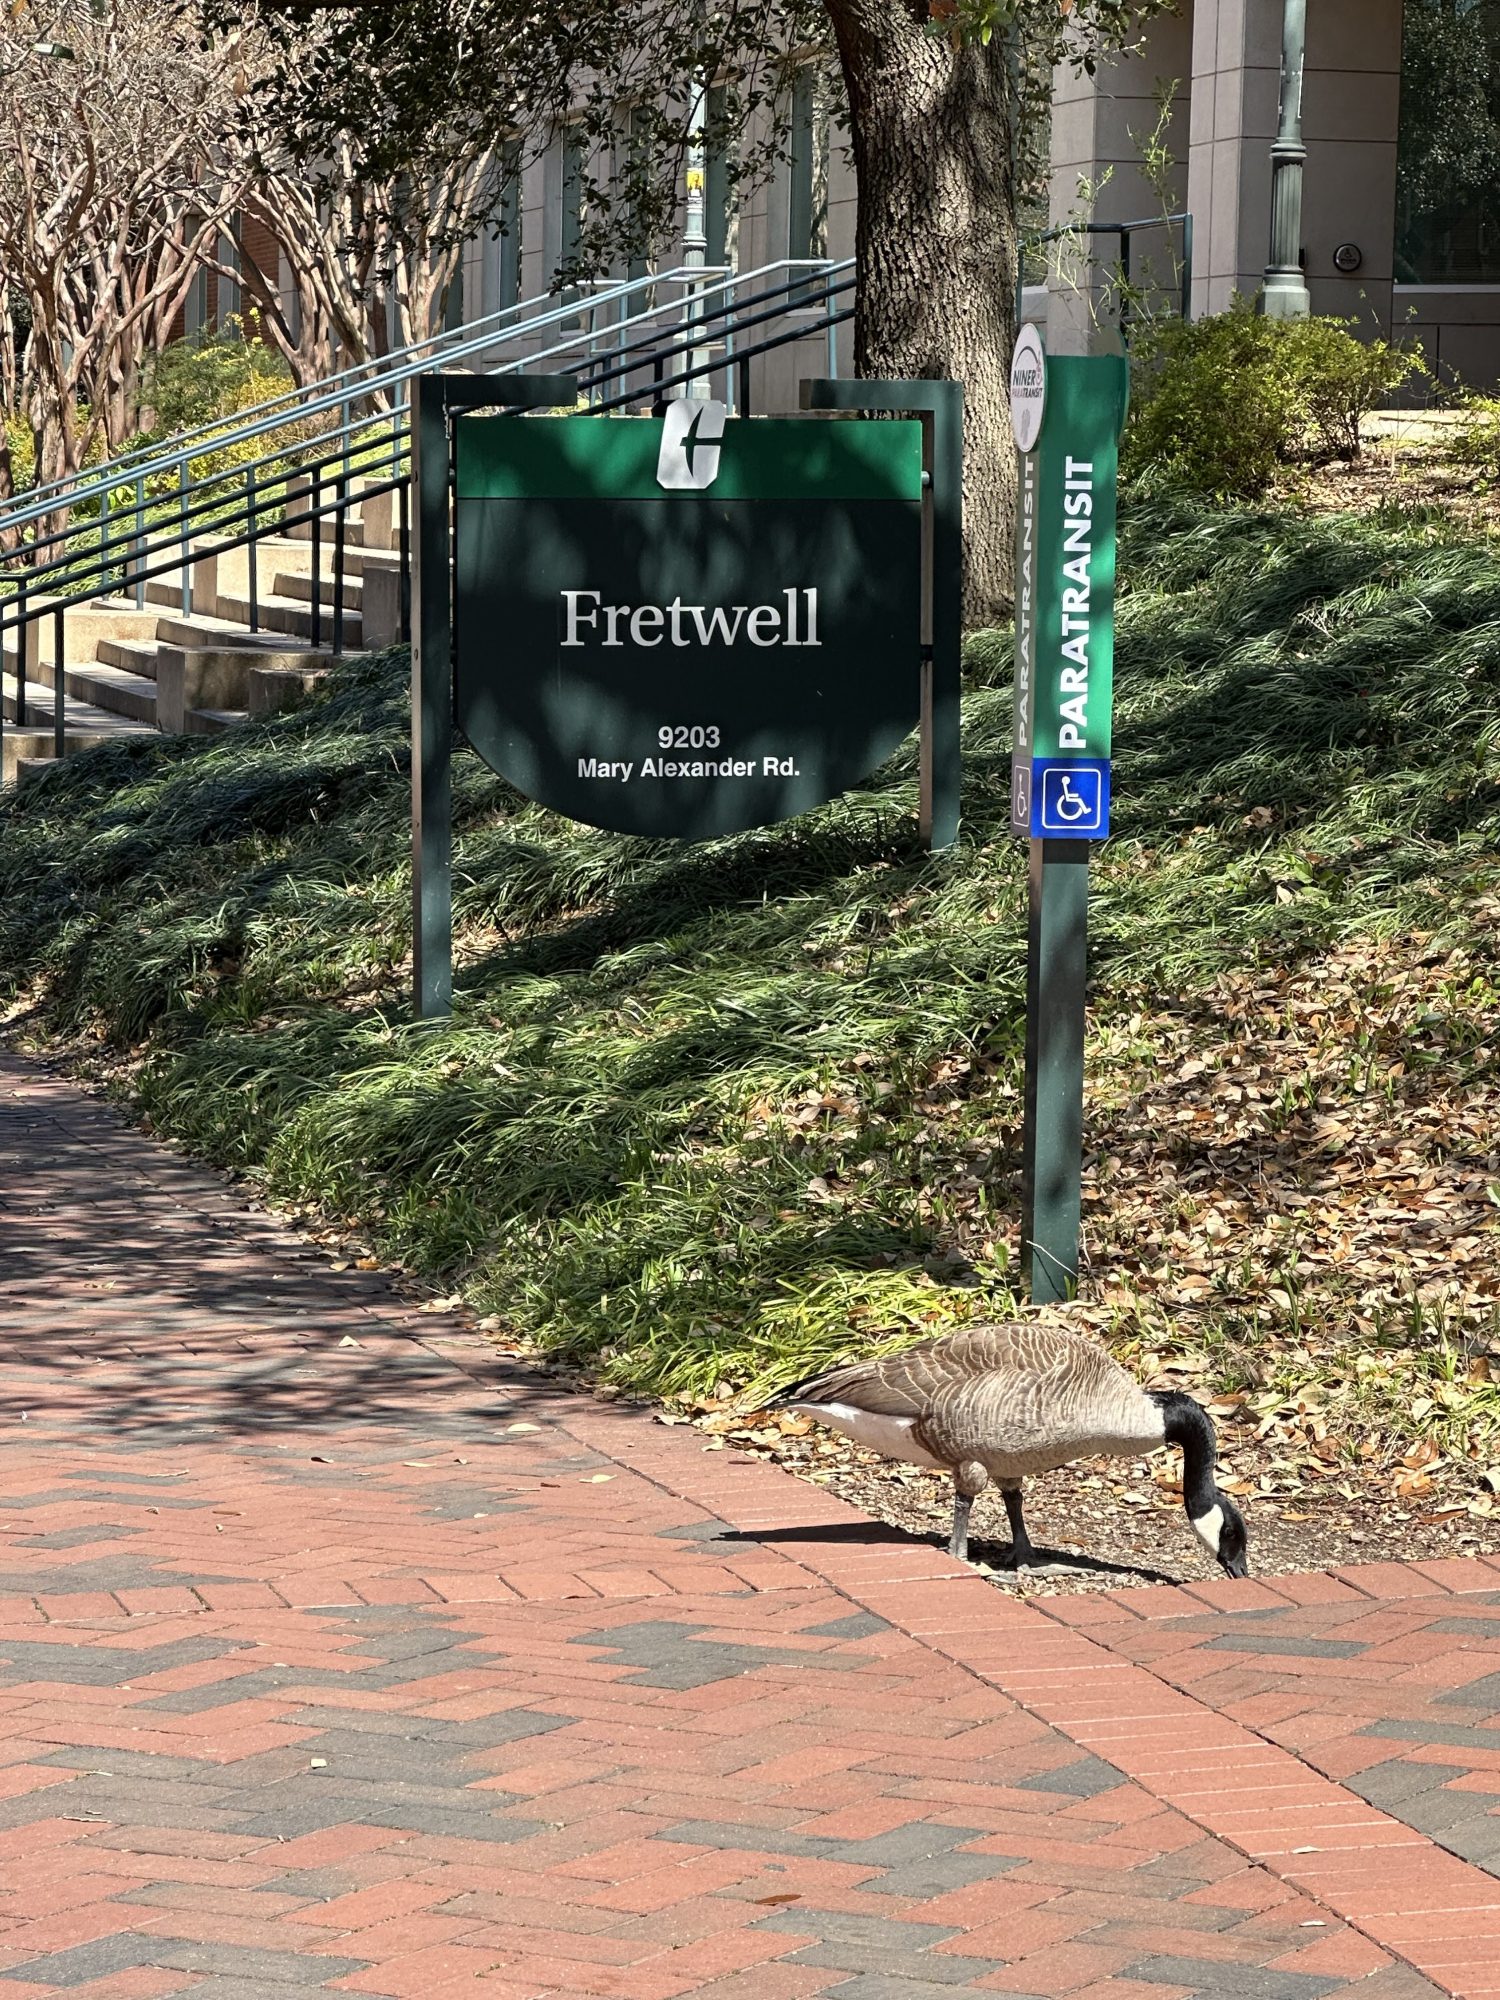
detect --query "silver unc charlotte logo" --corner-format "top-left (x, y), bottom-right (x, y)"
top-left (1010, 325), bottom-right (1047, 454)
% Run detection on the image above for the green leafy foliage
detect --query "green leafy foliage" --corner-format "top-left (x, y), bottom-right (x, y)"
top-left (137, 329), bottom-right (293, 439)
top-left (1125, 304), bottom-right (1426, 499)
top-left (1282, 315), bottom-right (1427, 461)
top-left (1449, 395), bottom-right (1500, 481)
top-left (2, 495), bottom-right (1496, 1401)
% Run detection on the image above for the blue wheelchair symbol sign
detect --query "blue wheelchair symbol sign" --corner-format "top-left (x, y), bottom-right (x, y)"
top-left (1031, 760), bottom-right (1110, 838)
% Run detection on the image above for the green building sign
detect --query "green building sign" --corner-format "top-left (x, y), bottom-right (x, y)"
top-left (411, 371), bottom-right (962, 1020)
top-left (454, 410), bottom-right (923, 841)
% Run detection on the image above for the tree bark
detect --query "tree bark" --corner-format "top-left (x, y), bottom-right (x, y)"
top-left (822, 0), bottom-right (1017, 627)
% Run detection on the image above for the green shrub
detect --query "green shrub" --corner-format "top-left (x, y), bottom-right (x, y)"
top-left (1123, 298), bottom-right (1305, 499)
top-left (131, 327), bottom-right (326, 508)
top-left (1449, 395), bottom-right (1500, 481)
top-left (3, 416), bottom-right (34, 494)
top-left (1279, 315), bottom-right (1425, 460)
top-left (138, 326), bottom-right (293, 438)
top-left (1125, 301), bottom-right (1425, 499)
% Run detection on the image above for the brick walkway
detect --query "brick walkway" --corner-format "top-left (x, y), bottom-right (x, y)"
top-left (1, 1051), bottom-right (1499, 2000)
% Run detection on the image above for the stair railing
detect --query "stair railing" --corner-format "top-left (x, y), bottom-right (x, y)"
top-left (0, 261), bottom-right (856, 777)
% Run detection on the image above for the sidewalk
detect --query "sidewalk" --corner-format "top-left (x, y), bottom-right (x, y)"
top-left (1, 1046), bottom-right (1497, 2000)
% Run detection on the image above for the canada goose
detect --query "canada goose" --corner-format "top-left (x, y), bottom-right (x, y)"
top-left (770, 1322), bottom-right (1250, 1577)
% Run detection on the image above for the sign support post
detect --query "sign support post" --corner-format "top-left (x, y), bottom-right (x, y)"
top-left (800, 378), bottom-right (964, 849)
top-left (1008, 328), bottom-right (1128, 1300)
top-left (1021, 838), bottom-right (1090, 1302)
top-left (411, 372), bottom-right (578, 1022)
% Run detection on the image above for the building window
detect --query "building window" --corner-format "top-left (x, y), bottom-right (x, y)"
top-left (494, 139), bottom-right (522, 313)
top-left (1396, 0), bottom-right (1500, 282)
top-left (218, 216), bottom-right (241, 333)
top-left (705, 85), bottom-right (735, 270)
top-left (560, 126), bottom-right (592, 324)
top-left (184, 266), bottom-right (207, 343)
top-left (626, 107), bottom-right (652, 285)
top-left (787, 67), bottom-right (829, 268)
top-left (560, 126), bottom-right (585, 279)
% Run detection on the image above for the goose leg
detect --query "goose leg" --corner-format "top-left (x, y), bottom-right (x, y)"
top-left (1001, 1484), bottom-right (1037, 1569)
top-left (949, 1462), bottom-right (988, 1562)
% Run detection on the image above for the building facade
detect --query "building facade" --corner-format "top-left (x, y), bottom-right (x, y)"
top-left (181, 1), bottom-right (1500, 394)
top-left (1048, 0), bottom-right (1500, 386)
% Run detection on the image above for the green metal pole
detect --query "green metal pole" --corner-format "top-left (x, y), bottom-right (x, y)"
top-left (411, 375), bottom-right (453, 1022)
top-left (799, 376), bottom-right (963, 850)
top-left (1020, 837), bottom-right (1089, 1302)
top-left (411, 371), bottom-right (578, 1022)
top-left (1263, 0), bottom-right (1311, 319)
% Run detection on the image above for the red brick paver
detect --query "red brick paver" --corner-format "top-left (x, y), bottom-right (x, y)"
top-left (0, 1048), bottom-right (1495, 1997)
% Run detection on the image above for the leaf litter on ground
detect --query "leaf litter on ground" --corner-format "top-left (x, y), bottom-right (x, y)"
top-left (1, 479), bottom-right (1498, 1589)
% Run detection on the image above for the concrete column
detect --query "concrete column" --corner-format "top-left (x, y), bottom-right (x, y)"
top-left (1187, 0), bottom-right (1400, 328)
top-left (1046, 6), bottom-right (1193, 354)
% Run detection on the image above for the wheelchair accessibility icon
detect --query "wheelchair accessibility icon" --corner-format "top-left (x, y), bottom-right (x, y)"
top-left (1036, 763), bottom-right (1107, 836)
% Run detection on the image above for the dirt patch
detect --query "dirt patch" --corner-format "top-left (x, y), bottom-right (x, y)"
top-left (732, 1428), bottom-right (1500, 1598)
top-left (1280, 444), bottom-right (1500, 534)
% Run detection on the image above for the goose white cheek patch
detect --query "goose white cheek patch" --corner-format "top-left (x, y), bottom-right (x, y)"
top-left (1191, 1504), bottom-right (1225, 1556)
top-left (792, 1402), bottom-right (948, 1471)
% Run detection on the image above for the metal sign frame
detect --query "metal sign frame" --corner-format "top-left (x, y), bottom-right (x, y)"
top-left (412, 372), bottom-right (962, 1021)
top-left (800, 377), bottom-right (964, 850)
top-left (412, 372), bottom-right (580, 1021)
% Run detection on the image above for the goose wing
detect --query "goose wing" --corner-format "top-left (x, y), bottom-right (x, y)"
top-left (771, 1323), bottom-right (1157, 1465)
top-left (773, 1323), bottom-right (1122, 1413)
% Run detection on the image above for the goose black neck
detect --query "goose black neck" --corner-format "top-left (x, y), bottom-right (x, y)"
top-left (1149, 1390), bottom-right (1219, 1516)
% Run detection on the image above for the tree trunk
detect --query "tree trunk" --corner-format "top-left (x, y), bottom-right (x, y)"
top-left (822, 0), bottom-right (1017, 627)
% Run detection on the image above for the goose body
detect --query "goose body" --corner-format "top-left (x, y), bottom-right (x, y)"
top-left (772, 1323), bottom-right (1249, 1577)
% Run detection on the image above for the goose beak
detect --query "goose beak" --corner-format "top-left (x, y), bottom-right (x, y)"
top-left (1220, 1551), bottom-right (1250, 1580)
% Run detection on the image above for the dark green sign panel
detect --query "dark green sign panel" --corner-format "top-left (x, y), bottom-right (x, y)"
top-left (452, 413), bottom-right (923, 839)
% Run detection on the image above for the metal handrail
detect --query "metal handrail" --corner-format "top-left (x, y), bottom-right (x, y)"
top-left (0, 262), bottom-right (850, 683)
top-left (3, 261), bottom-right (854, 590)
top-left (1, 257), bottom-right (851, 544)
top-left (1020, 212), bottom-right (1194, 331)
top-left (0, 266), bottom-right (721, 531)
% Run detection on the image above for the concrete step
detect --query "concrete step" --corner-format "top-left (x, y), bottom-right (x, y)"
top-left (248, 665), bottom-right (334, 716)
top-left (21, 651), bottom-right (159, 727)
top-left (284, 516), bottom-right (369, 548)
top-left (212, 591), bottom-right (363, 645)
top-left (2, 724), bottom-right (150, 788)
top-left (148, 608), bottom-right (335, 653)
top-left (156, 640), bottom-right (332, 734)
top-left (185, 708), bottom-right (246, 736)
top-left (95, 637), bottom-right (163, 683)
top-left (1, 600), bottom-right (161, 675)
top-left (2, 672), bottom-right (136, 735)
top-left (272, 570), bottom-right (363, 612)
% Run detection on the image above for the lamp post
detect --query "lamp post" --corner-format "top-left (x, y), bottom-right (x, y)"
top-left (682, 77), bottom-right (712, 399)
top-left (1263, 0), bottom-right (1312, 318)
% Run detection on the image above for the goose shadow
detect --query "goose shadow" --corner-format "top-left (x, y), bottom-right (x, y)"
top-left (965, 1535), bottom-right (1178, 1586)
top-left (719, 1522), bottom-right (1179, 1587)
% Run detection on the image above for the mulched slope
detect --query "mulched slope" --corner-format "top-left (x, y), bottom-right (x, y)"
top-left (1, 488), bottom-right (1497, 1546)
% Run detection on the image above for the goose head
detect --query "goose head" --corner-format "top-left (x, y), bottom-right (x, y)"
top-left (1151, 1389), bottom-right (1251, 1580)
top-left (1189, 1492), bottom-right (1250, 1579)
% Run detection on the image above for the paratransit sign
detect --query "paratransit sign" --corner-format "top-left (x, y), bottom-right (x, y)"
top-left (1010, 344), bottom-right (1128, 841)
top-left (1009, 329), bottom-right (1128, 1309)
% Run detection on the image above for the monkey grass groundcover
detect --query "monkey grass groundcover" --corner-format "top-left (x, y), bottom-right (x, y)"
top-left (1, 488), bottom-right (1497, 1505)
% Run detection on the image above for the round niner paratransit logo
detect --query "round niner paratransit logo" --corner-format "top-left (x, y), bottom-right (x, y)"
top-left (1010, 323), bottom-right (1047, 455)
